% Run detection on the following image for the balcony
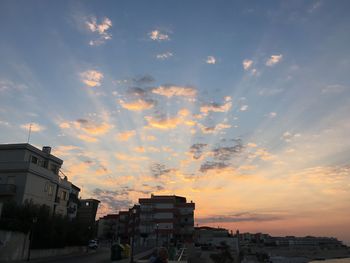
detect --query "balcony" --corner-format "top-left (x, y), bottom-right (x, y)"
top-left (0, 184), bottom-right (17, 196)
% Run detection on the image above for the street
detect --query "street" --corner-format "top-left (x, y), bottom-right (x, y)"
top-left (29, 248), bottom-right (111, 263)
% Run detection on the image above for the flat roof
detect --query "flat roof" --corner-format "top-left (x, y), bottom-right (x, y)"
top-left (0, 143), bottom-right (63, 164)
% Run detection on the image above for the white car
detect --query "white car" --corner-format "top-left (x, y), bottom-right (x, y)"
top-left (88, 239), bottom-right (98, 249)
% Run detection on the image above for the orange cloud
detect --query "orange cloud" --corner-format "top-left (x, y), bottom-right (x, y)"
top-left (145, 109), bottom-right (197, 130)
top-left (200, 98), bottom-right (232, 113)
top-left (198, 123), bottom-right (231, 134)
top-left (119, 99), bottom-right (156, 111)
top-left (115, 153), bottom-right (149, 161)
top-left (20, 122), bottom-right (45, 132)
top-left (77, 134), bottom-right (98, 143)
top-left (152, 85), bottom-right (197, 98)
top-left (145, 116), bottom-right (180, 130)
top-left (80, 70), bottom-right (104, 87)
top-left (116, 130), bottom-right (136, 141)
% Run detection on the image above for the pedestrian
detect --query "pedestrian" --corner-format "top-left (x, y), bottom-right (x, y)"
top-left (149, 249), bottom-right (158, 263)
top-left (154, 247), bottom-right (169, 263)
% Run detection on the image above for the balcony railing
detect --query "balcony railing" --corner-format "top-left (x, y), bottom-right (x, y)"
top-left (0, 184), bottom-right (17, 195)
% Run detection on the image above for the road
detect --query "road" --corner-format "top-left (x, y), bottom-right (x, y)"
top-left (29, 248), bottom-right (111, 263)
top-left (27, 247), bottom-right (153, 263)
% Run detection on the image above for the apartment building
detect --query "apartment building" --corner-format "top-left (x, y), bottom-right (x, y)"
top-left (0, 143), bottom-right (72, 216)
top-left (139, 195), bottom-right (195, 246)
top-left (98, 213), bottom-right (119, 239)
top-left (67, 183), bottom-right (80, 220)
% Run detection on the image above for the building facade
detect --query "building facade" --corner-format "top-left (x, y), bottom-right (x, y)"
top-left (0, 144), bottom-right (72, 216)
top-left (139, 195), bottom-right (195, 246)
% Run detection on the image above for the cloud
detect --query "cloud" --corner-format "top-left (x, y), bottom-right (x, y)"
top-left (77, 134), bottom-right (98, 143)
top-left (119, 99), bottom-right (156, 111)
top-left (134, 146), bottom-right (145, 153)
top-left (243, 59), bottom-right (253, 70)
top-left (199, 123), bottom-right (231, 134)
top-left (148, 30), bottom-right (170, 41)
top-left (141, 135), bottom-right (157, 142)
top-left (281, 131), bottom-right (301, 142)
top-left (150, 163), bottom-right (174, 178)
top-left (80, 70), bottom-right (104, 87)
top-left (115, 153), bottom-right (148, 162)
top-left (145, 116), bottom-right (180, 130)
top-left (212, 144), bottom-right (243, 161)
top-left (252, 148), bottom-right (276, 161)
top-left (86, 17), bottom-right (112, 46)
top-left (266, 54), bottom-right (283, 66)
top-left (0, 120), bottom-right (10, 127)
top-left (240, 105), bottom-right (248, 111)
top-left (189, 143), bottom-right (208, 160)
top-left (0, 79), bottom-right (28, 92)
top-left (116, 130), bottom-right (136, 141)
top-left (20, 123), bottom-right (45, 132)
top-left (92, 188), bottom-right (133, 212)
top-left (206, 56), bottom-right (216, 64)
top-left (197, 212), bottom-right (284, 223)
top-left (247, 142), bottom-right (257, 148)
top-left (156, 52), bottom-right (173, 60)
top-left (132, 75), bottom-right (155, 85)
top-left (74, 119), bottom-right (112, 135)
top-left (52, 145), bottom-right (81, 157)
top-left (308, 1), bottom-right (322, 13)
top-left (322, 84), bottom-right (346, 94)
top-left (151, 85), bottom-right (197, 98)
top-left (199, 161), bottom-right (230, 173)
top-left (267, 112), bottom-right (277, 118)
top-left (145, 109), bottom-right (197, 130)
top-left (126, 87), bottom-right (148, 97)
top-left (200, 98), bottom-right (232, 114)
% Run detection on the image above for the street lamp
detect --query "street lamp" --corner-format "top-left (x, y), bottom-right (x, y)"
top-left (130, 208), bottom-right (137, 263)
top-left (27, 217), bottom-right (37, 261)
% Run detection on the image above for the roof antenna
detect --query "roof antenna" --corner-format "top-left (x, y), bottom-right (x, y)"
top-left (27, 123), bottom-right (32, 143)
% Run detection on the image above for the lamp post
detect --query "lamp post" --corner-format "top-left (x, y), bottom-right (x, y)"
top-left (155, 223), bottom-right (159, 248)
top-left (130, 208), bottom-right (137, 263)
top-left (27, 217), bottom-right (37, 261)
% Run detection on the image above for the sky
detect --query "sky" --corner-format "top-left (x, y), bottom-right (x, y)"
top-left (1, 0), bottom-right (350, 244)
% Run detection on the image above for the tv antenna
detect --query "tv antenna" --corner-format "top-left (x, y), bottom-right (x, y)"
top-left (27, 123), bottom-right (32, 143)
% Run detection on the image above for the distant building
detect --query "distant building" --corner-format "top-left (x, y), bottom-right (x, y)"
top-left (194, 226), bottom-right (238, 249)
top-left (139, 194), bottom-right (195, 246)
top-left (0, 143), bottom-right (72, 216)
top-left (67, 183), bottom-right (80, 220)
top-left (272, 236), bottom-right (343, 248)
top-left (98, 213), bottom-right (119, 240)
top-left (77, 198), bottom-right (100, 225)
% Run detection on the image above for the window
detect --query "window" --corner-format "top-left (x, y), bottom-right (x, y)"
top-left (50, 164), bottom-right (59, 174)
top-left (31, 156), bottom-right (38, 164)
top-left (41, 160), bottom-right (48, 168)
top-left (48, 185), bottom-right (53, 196)
top-left (61, 191), bottom-right (67, 201)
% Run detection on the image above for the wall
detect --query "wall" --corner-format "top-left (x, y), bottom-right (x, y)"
top-left (0, 230), bottom-right (87, 262)
top-left (0, 230), bottom-right (29, 261)
top-left (30, 246), bottom-right (87, 260)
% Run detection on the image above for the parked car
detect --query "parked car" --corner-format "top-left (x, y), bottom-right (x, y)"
top-left (88, 239), bottom-right (98, 249)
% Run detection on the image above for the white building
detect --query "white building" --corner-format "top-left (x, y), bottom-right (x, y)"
top-left (0, 143), bottom-right (74, 216)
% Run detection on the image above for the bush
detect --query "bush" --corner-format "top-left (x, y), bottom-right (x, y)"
top-left (0, 201), bottom-right (91, 248)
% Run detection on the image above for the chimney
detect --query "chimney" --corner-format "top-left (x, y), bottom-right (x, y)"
top-left (42, 146), bottom-right (51, 154)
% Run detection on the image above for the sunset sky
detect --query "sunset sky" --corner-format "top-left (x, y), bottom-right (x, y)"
top-left (1, 1), bottom-right (350, 244)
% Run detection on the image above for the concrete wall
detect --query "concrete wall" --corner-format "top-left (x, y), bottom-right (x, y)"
top-left (0, 230), bottom-right (29, 261)
top-left (30, 246), bottom-right (87, 260)
top-left (0, 230), bottom-right (86, 262)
